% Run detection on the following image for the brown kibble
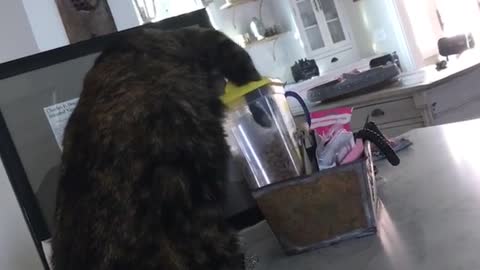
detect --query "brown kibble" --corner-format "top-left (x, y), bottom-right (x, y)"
top-left (253, 146), bottom-right (377, 254)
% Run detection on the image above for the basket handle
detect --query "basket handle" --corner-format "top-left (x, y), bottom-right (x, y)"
top-left (285, 91), bottom-right (311, 127)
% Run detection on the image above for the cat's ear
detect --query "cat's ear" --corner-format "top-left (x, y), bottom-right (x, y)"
top-left (196, 29), bottom-right (261, 86)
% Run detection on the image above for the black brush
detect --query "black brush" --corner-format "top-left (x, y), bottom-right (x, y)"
top-left (355, 129), bottom-right (400, 166)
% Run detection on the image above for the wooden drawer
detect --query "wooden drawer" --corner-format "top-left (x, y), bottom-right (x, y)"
top-left (381, 122), bottom-right (424, 137)
top-left (351, 98), bottom-right (421, 130)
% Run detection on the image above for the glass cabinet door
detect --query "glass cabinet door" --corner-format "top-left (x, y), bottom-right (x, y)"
top-left (292, 0), bottom-right (351, 57)
top-left (318, 0), bottom-right (346, 44)
top-left (295, 0), bottom-right (325, 51)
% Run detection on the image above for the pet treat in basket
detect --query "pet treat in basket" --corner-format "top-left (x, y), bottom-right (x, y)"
top-left (310, 107), bottom-right (353, 138)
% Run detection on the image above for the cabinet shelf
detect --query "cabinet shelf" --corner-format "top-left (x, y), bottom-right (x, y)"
top-left (220, 0), bottom-right (257, 10)
top-left (244, 33), bottom-right (286, 48)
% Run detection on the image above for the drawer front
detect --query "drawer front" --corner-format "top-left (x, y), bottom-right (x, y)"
top-left (432, 97), bottom-right (480, 125)
top-left (351, 98), bottom-right (421, 130)
top-left (381, 122), bottom-right (424, 138)
top-left (427, 66), bottom-right (480, 115)
top-left (353, 118), bottom-right (424, 138)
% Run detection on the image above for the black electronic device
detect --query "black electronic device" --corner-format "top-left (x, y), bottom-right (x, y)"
top-left (438, 33), bottom-right (475, 59)
top-left (291, 58), bottom-right (319, 82)
top-left (0, 9), bottom-right (213, 270)
top-left (370, 52), bottom-right (402, 71)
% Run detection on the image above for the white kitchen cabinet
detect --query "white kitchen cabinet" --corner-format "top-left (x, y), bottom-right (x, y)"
top-left (293, 94), bottom-right (426, 138)
top-left (291, 59), bottom-right (480, 138)
top-left (290, 0), bottom-right (352, 59)
top-left (350, 98), bottom-right (422, 130)
top-left (348, 97), bottom-right (425, 137)
top-left (430, 98), bottom-right (480, 125)
top-left (425, 66), bottom-right (480, 125)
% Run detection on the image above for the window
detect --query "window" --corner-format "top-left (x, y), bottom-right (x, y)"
top-left (133, 0), bottom-right (204, 23)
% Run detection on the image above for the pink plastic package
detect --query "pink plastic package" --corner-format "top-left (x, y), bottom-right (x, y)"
top-left (310, 107), bottom-right (353, 137)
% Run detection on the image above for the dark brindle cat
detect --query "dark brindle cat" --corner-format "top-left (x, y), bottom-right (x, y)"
top-left (52, 27), bottom-right (260, 270)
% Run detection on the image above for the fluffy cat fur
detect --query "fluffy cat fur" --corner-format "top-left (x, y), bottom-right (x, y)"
top-left (52, 27), bottom-right (260, 270)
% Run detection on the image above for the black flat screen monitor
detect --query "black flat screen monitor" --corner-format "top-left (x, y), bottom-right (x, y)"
top-left (0, 9), bottom-right (212, 269)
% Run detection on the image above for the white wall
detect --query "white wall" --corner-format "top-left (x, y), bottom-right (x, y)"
top-left (152, 0), bottom-right (204, 22)
top-left (22, 0), bottom-right (69, 52)
top-left (0, 160), bottom-right (44, 269)
top-left (343, 0), bottom-right (375, 58)
top-left (349, 0), bottom-right (418, 71)
top-left (109, 0), bottom-right (204, 29)
top-left (207, 0), bottom-right (275, 39)
top-left (107, 0), bottom-right (142, 31)
top-left (0, 0), bottom-right (39, 63)
top-left (436, 0), bottom-right (480, 40)
top-left (401, 0), bottom-right (442, 60)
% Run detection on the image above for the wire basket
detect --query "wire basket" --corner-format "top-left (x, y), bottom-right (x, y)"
top-left (252, 142), bottom-right (378, 254)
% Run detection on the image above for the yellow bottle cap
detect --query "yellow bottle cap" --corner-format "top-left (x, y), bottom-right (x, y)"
top-left (221, 77), bottom-right (272, 105)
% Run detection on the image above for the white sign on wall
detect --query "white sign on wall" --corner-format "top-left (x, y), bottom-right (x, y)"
top-left (43, 98), bottom-right (79, 151)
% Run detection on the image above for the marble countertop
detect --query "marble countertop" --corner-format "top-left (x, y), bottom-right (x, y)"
top-left (240, 119), bottom-right (480, 270)
top-left (287, 53), bottom-right (480, 114)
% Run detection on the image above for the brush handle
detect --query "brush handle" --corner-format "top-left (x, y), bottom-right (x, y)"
top-left (356, 129), bottom-right (400, 166)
